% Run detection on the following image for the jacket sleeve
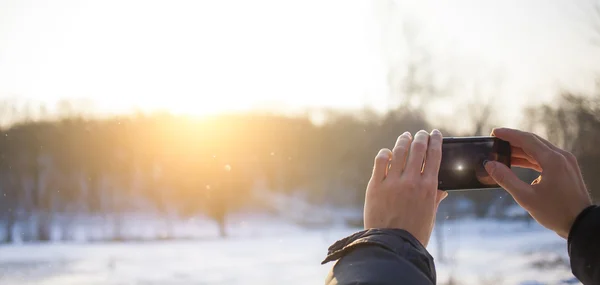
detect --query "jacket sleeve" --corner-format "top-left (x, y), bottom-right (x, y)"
top-left (568, 205), bottom-right (600, 285)
top-left (322, 229), bottom-right (436, 285)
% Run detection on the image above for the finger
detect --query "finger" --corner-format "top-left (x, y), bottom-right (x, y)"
top-left (511, 146), bottom-right (540, 170)
top-left (531, 134), bottom-right (574, 165)
top-left (532, 134), bottom-right (586, 190)
top-left (492, 128), bottom-right (557, 167)
top-left (512, 146), bottom-right (538, 162)
top-left (511, 157), bottom-right (542, 172)
top-left (435, 190), bottom-right (448, 207)
top-left (389, 132), bottom-right (412, 176)
top-left (484, 160), bottom-right (533, 206)
top-left (532, 134), bottom-right (561, 151)
top-left (403, 130), bottom-right (430, 177)
top-left (493, 130), bottom-right (540, 166)
top-left (371, 148), bottom-right (392, 183)
top-left (532, 133), bottom-right (576, 163)
top-left (423, 129), bottom-right (443, 180)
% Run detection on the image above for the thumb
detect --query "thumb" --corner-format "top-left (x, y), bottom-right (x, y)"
top-left (484, 161), bottom-right (532, 201)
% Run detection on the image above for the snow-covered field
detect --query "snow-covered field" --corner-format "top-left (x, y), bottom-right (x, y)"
top-left (0, 218), bottom-right (580, 285)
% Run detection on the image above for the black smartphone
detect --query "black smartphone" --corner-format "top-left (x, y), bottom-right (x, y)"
top-left (438, 137), bottom-right (511, 191)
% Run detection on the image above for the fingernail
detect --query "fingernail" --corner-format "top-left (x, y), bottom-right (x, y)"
top-left (377, 149), bottom-right (391, 157)
top-left (432, 129), bottom-right (441, 135)
top-left (483, 160), bottom-right (494, 172)
top-left (402, 131), bottom-right (411, 138)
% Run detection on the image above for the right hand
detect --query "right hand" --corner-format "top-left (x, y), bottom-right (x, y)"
top-left (484, 128), bottom-right (593, 239)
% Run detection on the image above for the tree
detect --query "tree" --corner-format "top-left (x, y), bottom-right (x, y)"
top-left (0, 129), bottom-right (20, 243)
top-left (532, 93), bottom-right (600, 201)
top-left (374, 0), bottom-right (439, 110)
top-left (591, 0), bottom-right (600, 47)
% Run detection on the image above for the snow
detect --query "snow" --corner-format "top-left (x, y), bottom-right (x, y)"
top-left (0, 218), bottom-right (581, 285)
top-left (429, 219), bottom-right (577, 285)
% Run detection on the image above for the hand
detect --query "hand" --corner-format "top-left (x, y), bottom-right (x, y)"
top-left (364, 130), bottom-right (448, 247)
top-left (484, 128), bottom-right (593, 239)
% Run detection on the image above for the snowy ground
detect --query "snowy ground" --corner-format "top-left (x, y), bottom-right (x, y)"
top-left (0, 218), bottom-right (580, 285)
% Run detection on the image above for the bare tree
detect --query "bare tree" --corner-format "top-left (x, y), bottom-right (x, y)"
top-left (532, 93), bottom-right (600, 201)
top-left (468, 100), bottom-right (494, 136)
top-left (373, 0), bottom-right (438, 110)
top-left (592, 0), bottom-right (600, 46)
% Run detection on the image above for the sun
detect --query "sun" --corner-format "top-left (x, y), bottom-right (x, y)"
top-left (0, 0), bottom-right (383, 120)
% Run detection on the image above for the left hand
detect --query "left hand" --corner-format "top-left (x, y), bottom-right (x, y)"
top-left (364, 130), bottom-right (448, 247)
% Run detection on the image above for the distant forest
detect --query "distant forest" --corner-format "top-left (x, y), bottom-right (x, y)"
top-left (0, 93), bottom-right (599, 243)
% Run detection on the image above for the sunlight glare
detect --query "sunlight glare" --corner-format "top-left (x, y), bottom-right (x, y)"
top-left (0, 0), bottom-right (383, 118)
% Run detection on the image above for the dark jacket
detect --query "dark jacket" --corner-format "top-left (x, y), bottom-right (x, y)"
top-left (569, 205), bottom-right (600, 285)
top-left (323, 206), bottom-right (600, 285)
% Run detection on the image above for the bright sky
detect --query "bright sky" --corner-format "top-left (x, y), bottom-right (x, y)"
top-left (0, 0), bottom-right (385, 117)
top-left (1, 0), bottom-right (599, 128)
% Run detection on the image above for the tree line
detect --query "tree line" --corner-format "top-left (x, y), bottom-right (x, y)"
top-left (0, 94), bottom-right (599, 244)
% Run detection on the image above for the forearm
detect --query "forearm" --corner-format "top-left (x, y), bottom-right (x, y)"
top-left (569, 205), bottom-right (600, 285)
top-left (323, 229), bottom-right (436, 285)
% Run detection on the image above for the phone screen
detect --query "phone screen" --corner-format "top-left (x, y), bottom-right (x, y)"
top-left (438, 137), bottom-right (511, 191)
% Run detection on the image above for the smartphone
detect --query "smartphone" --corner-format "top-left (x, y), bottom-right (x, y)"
top-left (438, 137), bottom-right (511, 191)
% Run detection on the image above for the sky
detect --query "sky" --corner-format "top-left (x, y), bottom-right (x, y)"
top-left (0, 0), bottom-right (599, 129)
